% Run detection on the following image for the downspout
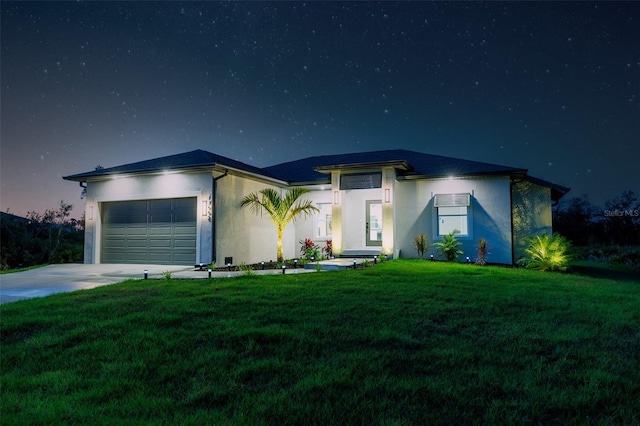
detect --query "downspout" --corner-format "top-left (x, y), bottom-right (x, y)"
top-left (212, 170), bottom-right (229, 264)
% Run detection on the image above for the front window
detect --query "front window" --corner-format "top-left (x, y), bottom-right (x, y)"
top-left (314, 203), bottom-right (332, 238)
top-left (435, 193), bottom-right (470, 236)
top-left (437, 206), bottom-right (468, 235)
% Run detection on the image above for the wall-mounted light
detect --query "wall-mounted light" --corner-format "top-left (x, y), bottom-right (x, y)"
top-left (384, 188), bottom-right (390, 203)
top-left (202, 200), bottom-right (208, 216)
top-left (334, 191), bottom-right (340, 205)
top-left (87, 205), bottom-right (94, 221)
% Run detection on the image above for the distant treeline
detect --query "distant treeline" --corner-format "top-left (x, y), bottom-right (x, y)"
top-left (553, 190), bottom-right (640, 247)
top-left (1, 201), bottom-right (84, 270)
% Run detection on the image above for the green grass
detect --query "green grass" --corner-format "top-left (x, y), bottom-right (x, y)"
top-left (0, 264), bottom-right (46, 274)
top-left (1, 260), bottom-right (639, 425)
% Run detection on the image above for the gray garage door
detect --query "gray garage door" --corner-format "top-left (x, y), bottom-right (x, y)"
top-left (101, 198), bottom-right (197, 265)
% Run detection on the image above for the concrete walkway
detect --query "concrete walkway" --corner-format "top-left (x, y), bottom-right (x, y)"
top-left (0, 261), bottom-right (365, 304)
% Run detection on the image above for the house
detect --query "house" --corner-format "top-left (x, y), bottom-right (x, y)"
top-left (63, 149), bottom-right (569, 266)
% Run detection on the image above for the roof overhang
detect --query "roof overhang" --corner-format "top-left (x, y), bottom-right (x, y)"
top-left (396, 169), bottom-right (528, 181)
top-left (63, 164), bottom-right (288, 186)
top-left (314, 160), bottom-right (413, 174)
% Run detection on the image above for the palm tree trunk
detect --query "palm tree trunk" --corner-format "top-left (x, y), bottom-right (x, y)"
top-left (277, 225), bottom-right (284, 262)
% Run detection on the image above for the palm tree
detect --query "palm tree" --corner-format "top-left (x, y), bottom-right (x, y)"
top-left (241, 188), bottom-right (319, 262)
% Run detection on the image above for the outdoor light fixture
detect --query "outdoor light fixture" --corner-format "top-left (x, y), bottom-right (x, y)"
top-left (227, 263), bottom-right (231, 272)
top-left (384, 188), bottom-right (390, 203)
top-left (466, 256), bottom-right (470, 263)
top-left (430, 254), bottom-right (434, 261)
top-left (143, 269), bottom-right (148, 280)
top-left (334, 191), bottom-right (340, 205)
top-left (282, 264), bottom-right (286, 274)
top-left (208, 268), bottom-right (212, 278)
top-left (202, 201), bottom-right (207, 216)
top-left (311, 256), bottom-right (314, 262)
top-left (294, 259), bottom-right (298, 269)
top-left (87, 205), bottom-right (94, 221)
top-left (261, 261), bottom-right (265, 270)
top-left (374, 255), bottom-right (377, 264)
top-left (353, 259), bottom-right (357, 269)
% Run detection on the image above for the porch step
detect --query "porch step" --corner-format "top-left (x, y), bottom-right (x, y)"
top-left (303, 258), bottom-right (368, 271)
top-left (338, 250), bottom-right (386, 259)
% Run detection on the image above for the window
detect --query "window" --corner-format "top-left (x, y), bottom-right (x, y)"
top-left (314, 203), bottom-right (332, 238)
top-left (435, 194), bottom-right (470, 236)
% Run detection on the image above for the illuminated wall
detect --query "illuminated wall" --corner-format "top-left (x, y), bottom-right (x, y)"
top-left (511, 180), bottom-right (552, 262)
top-left (394, 176), bottom-right (513, 264)
top-left (83, 171), bottom-right (213, 264)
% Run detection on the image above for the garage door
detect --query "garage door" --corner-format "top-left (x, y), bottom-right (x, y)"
top-left (101, 198), bottom-right (197, 265)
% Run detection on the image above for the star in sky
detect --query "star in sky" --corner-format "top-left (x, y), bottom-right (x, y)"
top-left (1, 1), bottom-right (638, 216)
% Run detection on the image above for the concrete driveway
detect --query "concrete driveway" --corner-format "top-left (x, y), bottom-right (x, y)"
top-left (0, 264), bottom-right (197, 304)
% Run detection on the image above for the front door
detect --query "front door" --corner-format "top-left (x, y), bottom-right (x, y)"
top-left (366, 200), bottom-right (382, 247)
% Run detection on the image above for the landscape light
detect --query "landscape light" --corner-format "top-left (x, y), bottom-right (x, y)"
top-left (374, 255), bottom-right (377, 264)
top-left (208, 268), bottom-right (212, 278)
top-left (282, 264), bottom-right (286, 274)
top-left (261, 261), bottom-right (265, 270)
top-left (143, 269), bottom-right (148, 280)
top-left (430, 254), bottom-right (434, 261)
top-left (353, 259), bottom-right (357, 269)
top-left (466, 256), bottom-right (470, 263)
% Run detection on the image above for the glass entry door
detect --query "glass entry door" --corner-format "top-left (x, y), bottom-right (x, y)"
top-left (366, 200), bottom-right (382, 246)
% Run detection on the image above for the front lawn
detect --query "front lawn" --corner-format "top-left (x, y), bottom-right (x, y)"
top-left (1, 260), bottom-right (639, 425)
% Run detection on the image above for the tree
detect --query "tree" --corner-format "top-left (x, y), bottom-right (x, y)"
top-left (604, 190), bottom-right (640, 245)
top-left (553, 195), bottom-right (601, 246)
top-left (241, 188), bottom-right (319, 262)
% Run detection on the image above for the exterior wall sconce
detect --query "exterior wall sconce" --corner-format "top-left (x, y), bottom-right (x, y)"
top-left (87, 205), bottom-right (94, 221)
top-left (384, 188), bottom-right (390, 203)
top-left (202, 200), bottom-right (208, 216)
top-left (334, 191), bottom-right (340, 205)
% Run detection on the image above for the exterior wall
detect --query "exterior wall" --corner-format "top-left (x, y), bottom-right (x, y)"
top-left (215, 174), bottom-right (293, 267)
top-left (394, 176), bottom-right (513, 264)
top-left (83, 172), bottom-right (213, 264)
top-left (328, 169), bottom-right (396, 256)
top-left (511, 180), bottom-right (552, 263)
top-left (293, 188), bottom-right (333, 255)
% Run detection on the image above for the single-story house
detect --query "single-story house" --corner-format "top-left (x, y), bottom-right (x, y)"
top-left (63, 149), bottom-right (569, 266)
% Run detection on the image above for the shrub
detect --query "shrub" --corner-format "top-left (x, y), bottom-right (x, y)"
top-left (322, 240), bottom-right (332, 258)
top-left (434, 230), bottom-right (463, 262)
top-left (475, 238), bottom-right (489, 265)
top-left (518, 233), bottom-right (572, 272)
top-left (299, 238), bottom-right (320, 260)
top-left (414, 233), bottom-right (428, 258)
top-left (239, 262), bottom-right (255, 276)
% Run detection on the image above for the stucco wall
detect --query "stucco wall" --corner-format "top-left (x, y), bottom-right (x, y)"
top-left (293, 189), bottom-right (332, 254)
top-left (394, 176), bottom-right (513, 264)
top-left (83, 172), bottom-right (213, 264)
top-left (511, 180), bottom-right (552, 263)
top-left (215, 175), bottom-right (298, 267)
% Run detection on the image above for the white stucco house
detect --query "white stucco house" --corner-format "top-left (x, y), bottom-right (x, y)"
top-left (63, 149), bottom-right (569, 266)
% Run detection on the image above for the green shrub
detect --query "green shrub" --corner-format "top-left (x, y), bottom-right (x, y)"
top-left (434, 230), bottom-right (463, 262)
top-left (413, 233), bottom-right (428, 258)
top-left (519, 233), bottom-right (572, 272)
top-left (240, 263), bottom-right (256, 275)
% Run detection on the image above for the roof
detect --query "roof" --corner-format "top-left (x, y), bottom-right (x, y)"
top-left (63, 148), bottom-right (569, 200)
top-left (63, 149), bottom-right (277, 182)
top-left (263, 149), bottom-right (526, 184)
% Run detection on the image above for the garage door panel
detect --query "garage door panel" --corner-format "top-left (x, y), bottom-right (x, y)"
top-left (102, 198), bottom-right (197, 265)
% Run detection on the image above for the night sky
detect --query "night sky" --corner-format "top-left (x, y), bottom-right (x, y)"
top-left (2, 1), bottom-right (638, 217)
